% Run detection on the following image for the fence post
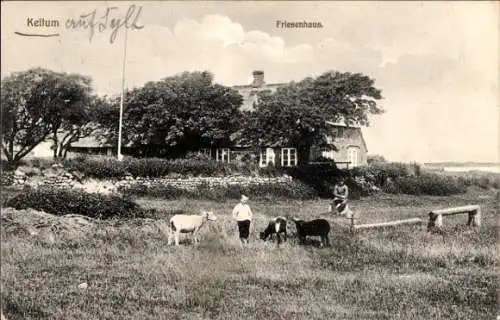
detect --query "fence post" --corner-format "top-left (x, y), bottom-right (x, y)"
top-left (435, 213), bottom-right (443, 228)
top-left (350, 215), bottom-right (357, 229)
top-left (347, 209), bottom-right (357, 230)
top-left (427, 211), bottom-right (443, 231)
top-left (429, 205), bottom-right (481, 231)
top-left (469, 207), bottom-right (481, 227)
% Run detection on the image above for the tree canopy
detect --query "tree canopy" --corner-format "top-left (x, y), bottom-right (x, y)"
top-left (2, 68), bottom-right (384, 165)
top-left (106, 71), bottom-right (243, 157)
top-left (51, 95), bottom-right (115, 159)
top-left (1, 68), bottom-right (95, 164)
top-left (238, 71), bottom-right (384, 164)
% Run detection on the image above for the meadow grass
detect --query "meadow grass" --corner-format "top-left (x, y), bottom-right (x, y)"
top-left (1, 189), bottom-right (498, 319)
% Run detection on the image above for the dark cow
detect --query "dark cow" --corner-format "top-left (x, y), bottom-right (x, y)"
top-left (292, 218), bottom-right (330, 247)
top-left (260, 217), bottom-right (287, 245)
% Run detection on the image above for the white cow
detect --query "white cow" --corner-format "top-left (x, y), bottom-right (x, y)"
top-left (168, 211), bottom-right (217, 246)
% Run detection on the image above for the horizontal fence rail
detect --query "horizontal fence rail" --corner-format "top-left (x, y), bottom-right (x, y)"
top-left (428, 205), bottom-right (481, 230)
top-left (430, 205), bottom-right (480, 216)
top-left (345, 205), bottom-right (481, 232)
top-left (352, 218), bottom-right (424, 230)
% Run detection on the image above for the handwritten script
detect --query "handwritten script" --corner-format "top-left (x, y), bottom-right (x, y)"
top-left (65, 5), bottom-right (144, 43)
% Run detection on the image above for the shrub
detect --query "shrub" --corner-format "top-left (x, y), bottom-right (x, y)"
top-left (284, 164), bottom-right (343, 197)
top-left (119, 181), bottom-right (319, 200)
top-left (350, 176), bottom-right (377, 197)
top-left (1, 172), bottom-right (14, 186)
top-left (491, 178), bottom-right (500, 189)
top-left (183, 151), bottom-right (213, 161)
top-left (26, 158), bottom-right (58, 170)
top-left (456, 176), bottom-right (472, 187)
top-left (457, 174), bottom-right (499, 190)
top-left (348, 162), bottom-right (423, 194)
top-left (259, 165), bottom-right (286, 178)
top-left (351, 162), bottom-right (411, 182)
top-left (8, 159), bottom-right (54, 172)
top-left (3, 187), bottom-right (153, 219)
top-left (167, 158), bottom-right (230, 176)
top-left (372, 162), bottom-right (410, 178)
top-left (123, 158), bottom-right (170, 178)
top-left (63, 155), bottom-right (262, 179)
top-left (473, 176), bottom-right (491, 189)
top-left (367, 154), bottom-right (387, 164)
top-left (0, 159), bottom-right (20, 172)
top-left (385, 174), bottom-right (467, 196)
top-left (64, 156), bottom-right (128, 179)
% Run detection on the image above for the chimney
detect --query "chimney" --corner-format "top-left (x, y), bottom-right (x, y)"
top-left (251, 70), bottom-right (265, 87)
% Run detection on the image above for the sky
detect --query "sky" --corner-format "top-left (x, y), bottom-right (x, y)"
top-left (1, 1), bottom-right (499, 163)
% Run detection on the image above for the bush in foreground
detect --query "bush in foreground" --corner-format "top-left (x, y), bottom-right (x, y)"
top-left (3, 187), bottom-right (152, 219)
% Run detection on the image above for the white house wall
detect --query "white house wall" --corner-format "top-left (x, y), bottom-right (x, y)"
top-left (322, 128), bottom-right (368, 168)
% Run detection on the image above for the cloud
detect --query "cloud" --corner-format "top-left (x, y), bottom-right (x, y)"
top-left (315, 38), bottom-right (383, 75)
top-left (2, 10), bottom-right (377, 89)
top-left (379, 54), bottom-right (468, 91)
top-left (173, 15), bottom-right (245, 48)
top-left (364, 50), bottom-right (499, 163)
top-left (200, 15), bottom-right (245, 46)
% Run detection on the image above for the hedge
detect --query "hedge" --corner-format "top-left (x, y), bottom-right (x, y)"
top-left (11, 155), bottom-right (494, 198)
top-left (63, 155), bottom-right (258, 179)
top-left (384, 174), bottom-right (467, 196)
top-left (118, 181), bottom-right (319, 200)
top-left (350, 162), bottom-right (420, 182)
top-left (457, 175), bottom-right (500, 190)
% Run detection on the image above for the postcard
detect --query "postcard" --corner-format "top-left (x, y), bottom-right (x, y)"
top-left (1, 2), bottom-right (498, 320)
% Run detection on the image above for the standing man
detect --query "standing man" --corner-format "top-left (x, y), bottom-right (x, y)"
top-left (232, 195), bottom-right (253, 244)
top-left (331, 177), bottom-right (349, 215)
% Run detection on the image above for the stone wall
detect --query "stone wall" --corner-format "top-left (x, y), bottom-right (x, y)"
top-left (4, 165), bottom-right (294, 195)
top-left (3, 164), bottom-right (81, 188)
top-left (115, 175), bottom-right (293, 191)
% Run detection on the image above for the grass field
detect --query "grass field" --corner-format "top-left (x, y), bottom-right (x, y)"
top-left (1, 188), bottom-right (498, 319)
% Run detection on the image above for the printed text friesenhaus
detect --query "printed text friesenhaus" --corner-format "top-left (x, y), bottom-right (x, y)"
top-left (276, 20), bottom-right (323, 28)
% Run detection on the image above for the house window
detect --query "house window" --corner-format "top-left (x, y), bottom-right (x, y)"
top-left (216, 148), bottom-right (230, 163)
top-left (259, 148), bottom-right (275, 167)
top-left (347, 146), bottom-right (358, 167)
top-left (201, 148), bottom-right (212, 158)
top-left (321, 150), bottom-right (335, 159)
top-left (281, 148), bottom-right (298, 167)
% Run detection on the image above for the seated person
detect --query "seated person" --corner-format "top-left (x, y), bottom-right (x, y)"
top-left (331, 178), bottom-right (349, 215)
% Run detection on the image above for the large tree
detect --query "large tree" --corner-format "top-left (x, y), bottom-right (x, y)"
top-left (50, 95), bottom-right (115, 159)
top-left (106, 71), bottom-right (243, 157)
top-left (238, 71), bottom-right (384, 165)
top-left (1, 68), bottom-right (95, 164)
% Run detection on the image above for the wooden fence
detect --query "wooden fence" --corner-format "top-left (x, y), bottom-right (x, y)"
top-left (346, 204), bottom-right (481, 231)
top-left (352, 218), bottom-right (424, 230)
top-left (427, 205), bottom-right (481, 230)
